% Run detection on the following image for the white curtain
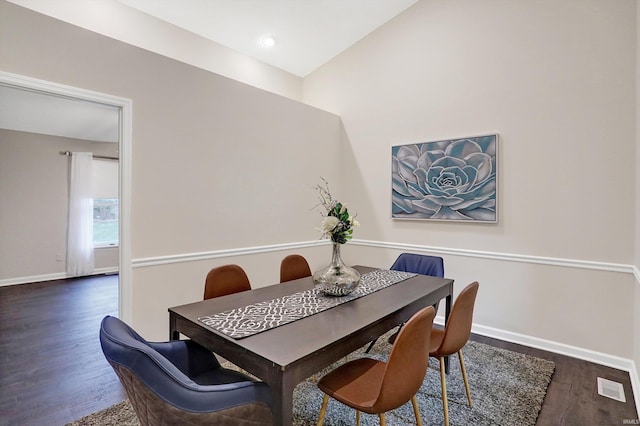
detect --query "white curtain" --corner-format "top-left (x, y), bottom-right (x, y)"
top-left (67, 152), bottom-right (94, 276)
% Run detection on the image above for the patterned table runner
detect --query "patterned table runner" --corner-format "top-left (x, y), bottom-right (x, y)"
top-left (198, 269), bottom-right (416, 339)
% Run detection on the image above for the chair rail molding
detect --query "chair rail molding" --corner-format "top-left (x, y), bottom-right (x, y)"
top-left (352, 239), bottom-right (634, 275)
top-left (131, 238), bottom-right (635, 276)
top-left (132, 240), bottom-right (330, 268)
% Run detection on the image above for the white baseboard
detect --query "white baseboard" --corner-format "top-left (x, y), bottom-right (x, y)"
top-left (434, 315), bottom-right (640, 416)
top-left (0, 267), bottom-right (119, 287)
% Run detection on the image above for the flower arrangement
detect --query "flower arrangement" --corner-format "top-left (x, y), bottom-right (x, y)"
top-left (314, 178), bottom-right (360, 245)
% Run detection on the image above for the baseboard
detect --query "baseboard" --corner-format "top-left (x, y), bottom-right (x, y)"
top-left (0, 267), bottom-right (119, 287)
top-left (434, 315), bottom-right (640, 416)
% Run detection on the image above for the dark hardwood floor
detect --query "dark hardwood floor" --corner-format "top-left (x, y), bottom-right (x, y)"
top-left (0, 275), bottom-right (637, 425)
top-left (0, 275), bottom-right (125, 426)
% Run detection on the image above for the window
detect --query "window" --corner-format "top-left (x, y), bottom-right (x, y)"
top-left (93, 159), bottom-right (118, 246)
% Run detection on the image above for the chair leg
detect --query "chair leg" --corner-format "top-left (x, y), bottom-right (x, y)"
top-left (411, 395), bottom-right (423, 426)
top-left (364, 337), bottom-right (378, 353)
top-left (439, 356), bottom-right (450, 426)
top-left (458, 350), bottom-right (472, 407)
top-left (379, 412), bottom-right (386, 426)
top-left (356, 410), bottom-right (360, 426)
top-left (317, 394), bottom-right (329, 426)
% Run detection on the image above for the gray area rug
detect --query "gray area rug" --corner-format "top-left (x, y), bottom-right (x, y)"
top-left (68, 332), bottom-right (555, 425)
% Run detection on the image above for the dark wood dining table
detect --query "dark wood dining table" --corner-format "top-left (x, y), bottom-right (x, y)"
top-left (168, 265), bottom-right (454, 426)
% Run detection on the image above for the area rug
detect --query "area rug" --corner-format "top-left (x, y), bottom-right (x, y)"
top-left (67, 332), bottom-right (555, 425)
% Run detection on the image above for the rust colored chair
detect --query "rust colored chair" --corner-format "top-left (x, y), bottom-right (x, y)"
top-left (316, 306), bottom-right (436, 426)
top-left (279, 254), bottom-right (312, 283)
top-left (430, 281), bottom-right (479, 426)
top-left (204, 264), bottom-right (251, 300)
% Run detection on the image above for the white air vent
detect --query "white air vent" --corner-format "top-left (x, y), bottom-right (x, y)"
top-left (597, 377), bottom-right (626, 403)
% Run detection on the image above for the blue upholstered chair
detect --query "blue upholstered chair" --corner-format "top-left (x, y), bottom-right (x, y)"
top-left (366, 253), bottom-right (445, 352)
top-left (99, 315), bottom-right (273, 426)
top-left (390, 253), bottom-right (444, 278)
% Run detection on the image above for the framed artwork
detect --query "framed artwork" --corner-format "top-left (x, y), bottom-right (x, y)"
top-left (391, 134), bottom-right (498, 223)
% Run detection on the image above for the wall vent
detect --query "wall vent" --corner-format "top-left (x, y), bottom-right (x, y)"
top-left (597, 377), bottom-right (626, 403)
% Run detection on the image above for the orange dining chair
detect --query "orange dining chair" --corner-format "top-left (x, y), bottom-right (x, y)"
top-left (316, 306), bottom-right (436, 426)
top-left (279, 254), bottom-right (312, 283)
top-left (203, 264), bottom-right (251, 300)
top-left (430, 281), bottom-right (479, 426)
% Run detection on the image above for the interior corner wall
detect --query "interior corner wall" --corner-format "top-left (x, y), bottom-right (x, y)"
top-left (634, 0), bottom-right (640, 393)
top-left (304, 0), bottom-right (637, 359)
top-left (0, 1), bottom-right (343, 338)
top-left (0, 129), bottom-right (118, 282)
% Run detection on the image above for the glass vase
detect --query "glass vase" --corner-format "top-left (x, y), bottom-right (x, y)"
top-left (313, 242), bottom-right (361, 296)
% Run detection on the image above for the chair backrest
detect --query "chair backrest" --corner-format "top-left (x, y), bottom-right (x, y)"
top-left (390, 253), bottom-right (444, 278)
top-left (435, 281), bottom-right (479, 356)
top-left (100, 315), bottom-right (273, 421)
top-left (204, 264), bottom-right (251, 300)
top-left (100, 315), bottom-right (218, 412)
top-left (375, 306), bottom-right (435, 412)
top-left (280, 254), bottom-right (312, 283)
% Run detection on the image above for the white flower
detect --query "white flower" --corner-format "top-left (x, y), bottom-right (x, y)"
top-left (320, 216), bottom-right (339, 233)
top-left (314, 178), bottom-right (360, 244)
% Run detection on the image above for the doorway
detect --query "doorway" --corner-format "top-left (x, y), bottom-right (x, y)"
top-left (0, 71), bottom-right (132, 322)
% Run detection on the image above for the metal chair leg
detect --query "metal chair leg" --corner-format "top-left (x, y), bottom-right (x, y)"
top-left (364, 338), bottom-right (378, 353)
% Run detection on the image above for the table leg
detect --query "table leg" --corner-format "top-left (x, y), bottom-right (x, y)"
top-left (444, 293), bottom-right (452, 374)
top-left (169, 315), bottom-right (180, 340)
top-left (269, 373), bottom-right (295, 426)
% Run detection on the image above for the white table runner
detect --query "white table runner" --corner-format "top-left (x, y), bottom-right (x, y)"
top-left (198, 269), bottom-right (416, 339)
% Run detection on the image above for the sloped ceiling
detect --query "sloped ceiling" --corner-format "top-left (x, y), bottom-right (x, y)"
top-left (2, 0), bottom-right (416, 141)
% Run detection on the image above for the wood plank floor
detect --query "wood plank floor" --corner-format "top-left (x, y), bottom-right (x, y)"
top-left (0, 275), bottom-right (637, 425)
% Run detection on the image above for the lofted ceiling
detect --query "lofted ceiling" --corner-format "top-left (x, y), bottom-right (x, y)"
top-left (2, 0), bottom-right (416, 142)
top-left (117, 0), bottom-right (417, 77)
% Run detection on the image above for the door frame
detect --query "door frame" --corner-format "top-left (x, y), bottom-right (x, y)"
top-left (0, 70), bottom-right (133, 323)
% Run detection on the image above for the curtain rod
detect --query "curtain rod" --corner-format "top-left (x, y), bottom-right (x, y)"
top-left (59, 151), bottom-right (118, 161)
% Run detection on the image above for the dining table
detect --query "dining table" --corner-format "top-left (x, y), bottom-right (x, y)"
top-left (168, 265), bottom-right (454, 426)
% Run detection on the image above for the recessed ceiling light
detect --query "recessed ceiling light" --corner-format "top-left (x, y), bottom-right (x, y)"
top-left (259, 35), bottom-right (276, 48)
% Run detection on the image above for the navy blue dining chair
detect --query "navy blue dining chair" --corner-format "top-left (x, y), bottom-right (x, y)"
top-left (99, 315), bottom-right (273, 425)
top-left (390, 253), bottom-right (444, 278)
top-left (366, 253), bottom-right (445, 352)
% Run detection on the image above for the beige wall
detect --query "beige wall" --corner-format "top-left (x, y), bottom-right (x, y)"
top-left (305, 0), bottom-right (637, 359)
top-left (0, 1), bottom-right (342, 337)
top-left (0, 129), bottom-right (118, 282)
top-left (635, 0), bottom-right (640, 397)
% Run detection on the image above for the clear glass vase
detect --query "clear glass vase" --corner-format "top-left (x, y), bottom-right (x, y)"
top-left (313, 242), bottom-right (361, 296)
